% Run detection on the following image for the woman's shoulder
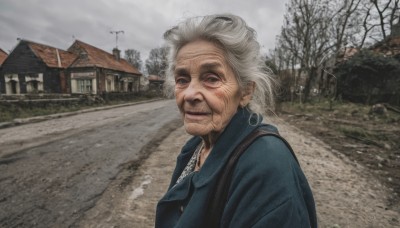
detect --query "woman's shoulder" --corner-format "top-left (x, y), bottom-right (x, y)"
top-left (235, 130), bottom-right (299, 174)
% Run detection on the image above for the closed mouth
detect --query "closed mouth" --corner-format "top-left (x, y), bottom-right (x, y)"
top-left (184, 110), bottom-right (211, 120)
top-left (185, 111), bottom-right (209, 115)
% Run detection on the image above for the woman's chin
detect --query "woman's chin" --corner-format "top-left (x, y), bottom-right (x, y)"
top-left (184, 123), bottom-right (209, 136)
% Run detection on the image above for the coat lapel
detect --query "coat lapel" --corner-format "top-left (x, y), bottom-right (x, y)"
top-left (192, 108), bottom-right (262, 187)
top-left (159, 108), bottom-right (262, 203)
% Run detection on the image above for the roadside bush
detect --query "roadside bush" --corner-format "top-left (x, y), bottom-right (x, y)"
top-left (335, 50), bottom-right (400, 105)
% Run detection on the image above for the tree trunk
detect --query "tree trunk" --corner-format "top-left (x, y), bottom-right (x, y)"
top-left (303, 66), bottom-right (317, 102)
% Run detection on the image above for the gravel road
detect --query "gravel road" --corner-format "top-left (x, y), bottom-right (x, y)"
top-left (79, 116), bottom-right (400, 228)
top-left (1, 100), bottom-right (399, 227)
top-left (0, 99), bottom-right (181, 227)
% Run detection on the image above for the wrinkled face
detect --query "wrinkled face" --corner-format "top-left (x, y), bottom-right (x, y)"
top-left (174, 40), bottom-right (244, 137)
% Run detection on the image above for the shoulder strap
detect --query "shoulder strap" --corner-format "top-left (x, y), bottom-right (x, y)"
top-left (206, 128), bottom-right (299, 228)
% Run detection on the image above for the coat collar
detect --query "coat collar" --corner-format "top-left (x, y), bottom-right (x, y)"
top-left (192, 107), bottom-right (263, 188)
top-left (160, 108), bottom-right (263, 202)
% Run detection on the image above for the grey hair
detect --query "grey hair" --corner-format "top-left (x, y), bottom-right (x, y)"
top-left (163, 14), bottom-right (275, 114)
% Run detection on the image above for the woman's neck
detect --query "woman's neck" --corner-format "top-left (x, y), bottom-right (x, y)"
top-left (201, 131), bottom-right (220, 150)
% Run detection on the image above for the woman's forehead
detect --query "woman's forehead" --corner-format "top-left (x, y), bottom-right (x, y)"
top-left (178, 40), bottom-right (224, 56)
top-left (175, 41), bottom-right (227, 65)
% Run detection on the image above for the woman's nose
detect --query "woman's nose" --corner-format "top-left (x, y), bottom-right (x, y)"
top-left (184, 80), bottom-right (202, 102)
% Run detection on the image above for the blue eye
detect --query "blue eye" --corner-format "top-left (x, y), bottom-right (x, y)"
top-left (203, 74), bottom-right (222, 87)
top-left (175, 77), bottom-right (189, 87)
top-left (206, 76), bottom-right (219, 83)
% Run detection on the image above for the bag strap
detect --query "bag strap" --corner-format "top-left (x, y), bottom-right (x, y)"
top-left (206, 127), bottom-right (299, 228)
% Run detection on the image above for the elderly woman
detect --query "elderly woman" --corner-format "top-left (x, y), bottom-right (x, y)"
top-left (156, 14), bottom-right (317, 228)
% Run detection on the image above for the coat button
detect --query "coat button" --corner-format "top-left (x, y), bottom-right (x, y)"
top-left (180, 205), bottom-right (184, 213)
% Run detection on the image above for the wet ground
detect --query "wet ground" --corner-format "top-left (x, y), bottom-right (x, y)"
top-left (1, 100), bottom-right (399, 227)
top-left (80, 115), bottom-right (400, 228)
top-left (0, 100), bottom-right (180, 227)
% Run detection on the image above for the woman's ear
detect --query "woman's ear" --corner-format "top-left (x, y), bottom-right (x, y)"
top-left (240, 82), bottom-right (255, 108)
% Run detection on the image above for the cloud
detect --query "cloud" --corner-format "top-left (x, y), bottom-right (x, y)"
top-left (0, 0), bottom-right (287, 61)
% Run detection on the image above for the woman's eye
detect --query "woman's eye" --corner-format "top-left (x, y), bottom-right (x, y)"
top-left (203, 74), bottom-right (221, 87)
top-left (175, 77), bottom-right (189, 86)
top-left (206, 77), bottom-right (219, 83)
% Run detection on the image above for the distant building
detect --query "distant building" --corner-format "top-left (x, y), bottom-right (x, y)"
top-left (0, 40), bottom-right (76, 95)
top-left (148, 75), bottom-right (164, 86)
top-left (67, 40), bottom-right (142, 94)
top-left (0, 48), bottom-right (8, 95)
top-left (147, 75), bottom-right (165, 93)
top-left (331, 21), bottom-right (400, 105)
top-left (0, 39), bottom-right (142, 95)
top-left (0, 48), bottom-right (8, 66)
top-left (370, 21), bottom-right (400, 59)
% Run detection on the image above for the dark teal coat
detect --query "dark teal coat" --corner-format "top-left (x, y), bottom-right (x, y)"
top-left (156, 109), bottom-right (317, 227)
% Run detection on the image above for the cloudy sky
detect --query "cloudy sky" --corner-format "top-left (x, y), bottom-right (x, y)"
top-left (0, 0), bottom-right (288, 64)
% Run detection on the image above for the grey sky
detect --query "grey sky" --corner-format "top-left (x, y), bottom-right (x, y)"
top-left (0, 0), bottom-right (288, 65)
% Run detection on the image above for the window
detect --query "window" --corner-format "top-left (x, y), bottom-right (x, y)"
top-left (71, 72), bottom-right (96, 94)
top-left (25, 74), bottom-right (43, 93)
top-left (106, 75), bottom-right (114, 92)
top-left (26, 80), bottom-right (39, 93)
top-left (5, 74), bottom-right (20, 95)
top-left (10, 80), bottom-right (18, 94)
top-left (77, 79), bottom-right (92, 93)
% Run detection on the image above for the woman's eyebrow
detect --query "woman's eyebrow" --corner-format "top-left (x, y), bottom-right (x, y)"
top-left (174, 68), bottom-right (189, 76)
top-left (200, 62), bottom-right (223, 71)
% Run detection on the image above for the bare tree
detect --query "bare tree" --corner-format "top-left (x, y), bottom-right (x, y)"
top-left (124, 49), bottom-right (142, 70)
top-left (275, 0), bottom-right (384, 100)
top-left (278, 0), bottom-right (334, 101)
top-left (371, 0), bottom-right (400, 39)
top-left (330, 0), bottom-right (363, 53)
top-left (359, 3), bottom-right (377, 48)
top-left (145, 47), bottom-right (168, 76)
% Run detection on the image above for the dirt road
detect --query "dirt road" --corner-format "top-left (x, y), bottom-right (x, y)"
top-left (0, 100), bottom-right (181, 227)
top-left (79, 116), bottom-right (400, 228)
top-left (1, 101), bottom-right (399, 227)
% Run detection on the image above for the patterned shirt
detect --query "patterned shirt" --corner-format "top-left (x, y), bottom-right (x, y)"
top-left (175, 142), bottom-right (204, 186)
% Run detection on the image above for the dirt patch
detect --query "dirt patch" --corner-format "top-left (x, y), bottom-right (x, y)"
top-left (279, 102), bottom-right (400, 213)
top-left (76, 101), bottom-right (400, 227)
top-left (75, 118), bottom-right (186, 227)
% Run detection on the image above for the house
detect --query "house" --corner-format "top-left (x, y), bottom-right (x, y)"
top-left (0, 40), bottom-right (76, 95)
top-left (370, 21), bottom-right (400, 59)
top-left (0, 48), bottom-right (8, 95)
top-left (0, 48), bottom-right (8, 66)
top-left (148, 75), bottom-right (164, 87)
top-left (147, 75), bottom-right (165, 94)
top-left (0, 39), bottom-right (142, 96)
top-left (67, 40), bottom-right (142, 94)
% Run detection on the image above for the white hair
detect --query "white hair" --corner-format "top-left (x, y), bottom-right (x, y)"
top-left (163, 14), bottom-right (275, 113)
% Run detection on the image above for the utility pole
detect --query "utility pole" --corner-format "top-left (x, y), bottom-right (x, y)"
top-left (110, 30), bottom-right (124, 48)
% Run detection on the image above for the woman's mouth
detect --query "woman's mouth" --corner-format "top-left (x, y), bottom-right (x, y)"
top-left (184, 111), bottom-right (210, 120)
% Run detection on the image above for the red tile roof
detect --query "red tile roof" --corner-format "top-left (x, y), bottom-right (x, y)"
top-left (372, 36), bottom-right (400, 57)
top-left (338, 47), bottom-right (359, 62)
top-left (25, 40), bottom-right (77, 68)
top-left (0, 48), bottom-right (9, 65)
top-left (68, 40), bottom-right (141, 75)
top-left (148, 75), bottom-right (164, 81)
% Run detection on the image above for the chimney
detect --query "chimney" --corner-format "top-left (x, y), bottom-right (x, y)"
top-left (112, 48), bottom-right (121, 61)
